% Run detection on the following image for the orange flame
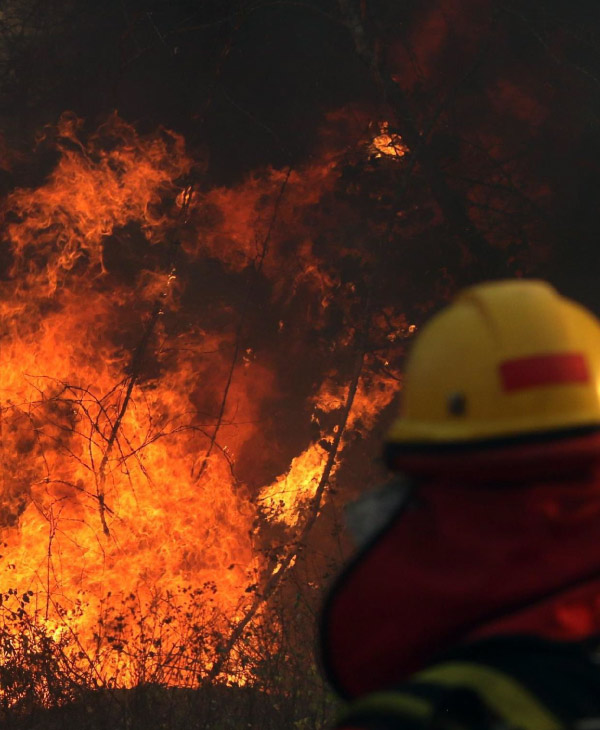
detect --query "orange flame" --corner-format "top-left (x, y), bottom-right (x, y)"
top-left (0, 112), bottom-right (405, 689)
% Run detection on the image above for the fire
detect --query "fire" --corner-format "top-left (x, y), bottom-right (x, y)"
top-left (370, 121), bottom-right (409, 159)
top-left (0, 295), bottom-right (260, 684)
top-left (259, 443), bottom-right (329, 526)
top-left (0, 112), bottom-right (405, 690)
top-left (259, 365), bottom-right (407, 526)
top-left (6, 113), bottom-right (190, 294)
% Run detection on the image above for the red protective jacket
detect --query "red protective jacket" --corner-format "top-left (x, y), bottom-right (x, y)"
top-left (320, 454), bottom-right (600, 700)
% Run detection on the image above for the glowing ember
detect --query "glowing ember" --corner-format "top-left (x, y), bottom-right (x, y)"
top-left (370, 121), bottom-right (409, 159)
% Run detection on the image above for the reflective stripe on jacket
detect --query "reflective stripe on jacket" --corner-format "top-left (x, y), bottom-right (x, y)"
top-left (335, 635), bottom-right (600, 730)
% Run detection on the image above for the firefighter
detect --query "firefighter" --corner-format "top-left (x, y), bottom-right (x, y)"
top-left (320, 279), bottom-right (600, 730)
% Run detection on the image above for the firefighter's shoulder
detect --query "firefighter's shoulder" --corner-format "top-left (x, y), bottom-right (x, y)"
top-left (334, 634), bottom-right (600, 730)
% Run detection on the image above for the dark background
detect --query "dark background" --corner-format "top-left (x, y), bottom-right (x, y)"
top-left (1, 0), bottom-right (599, 310)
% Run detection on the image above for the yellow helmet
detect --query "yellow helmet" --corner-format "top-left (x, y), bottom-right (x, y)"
top-left (385, 280), bottom-right (600, 464)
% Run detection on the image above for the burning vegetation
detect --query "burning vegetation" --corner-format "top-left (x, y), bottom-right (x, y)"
top-left (0, 0), bottom-right (598, 727)
top-left (0, 109), bottom-right (408, 702)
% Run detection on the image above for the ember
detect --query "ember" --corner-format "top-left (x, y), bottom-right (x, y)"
top-left (370, 122), bottom-right (409, 159)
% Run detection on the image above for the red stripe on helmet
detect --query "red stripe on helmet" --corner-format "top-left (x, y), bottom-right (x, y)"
top-left (499, 353), bottom-right (589, 391)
